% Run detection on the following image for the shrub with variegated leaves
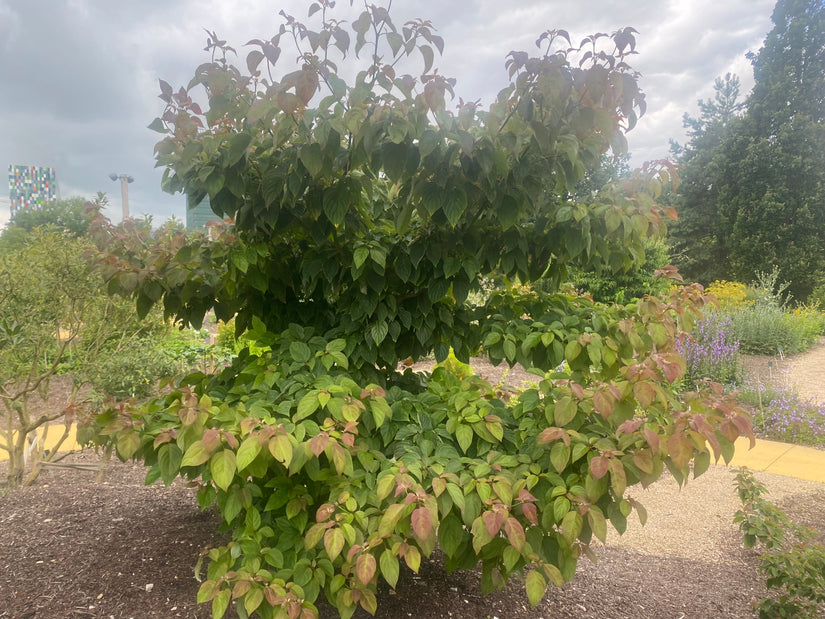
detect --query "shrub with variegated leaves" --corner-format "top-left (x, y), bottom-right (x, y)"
top-left (93, 4), bottom-right (754, 618)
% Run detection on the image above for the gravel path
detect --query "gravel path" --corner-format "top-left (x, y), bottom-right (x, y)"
top-left (742, 337), bottom-right (825, 404)
top-left (787, 338), bottom-right (825, 403)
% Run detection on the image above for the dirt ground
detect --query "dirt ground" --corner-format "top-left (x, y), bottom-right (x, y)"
top-left (1, 350), bottom-right (823, 619)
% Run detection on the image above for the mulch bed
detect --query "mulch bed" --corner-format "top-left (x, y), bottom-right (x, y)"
top-left (3, 450), bottom-right (821, 619)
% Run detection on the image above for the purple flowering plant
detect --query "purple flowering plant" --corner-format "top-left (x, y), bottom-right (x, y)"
top-left (676, 313), bottom-right (740, 388)
top-left (751, 387), bottom-right (825, 448)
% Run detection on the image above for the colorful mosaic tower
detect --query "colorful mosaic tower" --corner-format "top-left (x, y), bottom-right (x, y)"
top-left (8, 165), bottom-right (57, 220)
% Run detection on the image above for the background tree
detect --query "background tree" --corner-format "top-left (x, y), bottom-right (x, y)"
top-left (0, 227), bottom-right (158, 486)
top-left (0, 196), bottom-right (96, 245)
top-left (668, 74), bottom-right (745, 283)
top-left (96, 5), bottom-right (752, 618)
top-left (670, 0), bottom-right (825, 299)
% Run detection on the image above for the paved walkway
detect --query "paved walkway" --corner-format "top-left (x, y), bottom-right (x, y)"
top-left (729, 436), bottom-right (825, 483)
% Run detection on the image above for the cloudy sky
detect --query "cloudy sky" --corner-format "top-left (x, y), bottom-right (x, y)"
top-left (0, 0), bottom-right (775, 228)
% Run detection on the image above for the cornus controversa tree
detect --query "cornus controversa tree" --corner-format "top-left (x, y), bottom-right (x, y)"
top-left (95, 3), bottom-right (753, 618)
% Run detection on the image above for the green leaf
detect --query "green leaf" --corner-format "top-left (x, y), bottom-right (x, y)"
top-left (693, 449), bottom-right (710, 478)
top-left (116, 431), bottom-right (141, 460)
top-left (497, 195), bottom-right (519, 229)
top-left (181, 440), bottom-right (210, 467)
top-left (550, 442), bottom-right (570, 474)
top-left (503, 338), bottom-right (517, 362)
top-left (243, 587), bottom-right (264, 615)
top-left (353, 247), bottom-right (369, 269)
top-left (525, 569), bottom-right (546, 607)
top-left (382, 142), bottom-right (408, 183)
top-left (554, 397), bottom-right (578, 427)
top-left (210, 449), bottom-right (237, 491)
top-left (212, 589), bottom-right (231, 619)
top-left (370, 321), bottom-right (389, 346)
top-left (455, 423), bottom-right (473, 453)
top-left (147, 117), bottom-right (166, 133)
top-left (371, 398), bottom-right (391, 428)
top-left (588, 506), bottom-right (607, 543)
top-left (324, 527), bottom-right (345, 561)
top-left (437, 513), bottom-right (464, 558)
top-left (236, 436), bottom-right (262, 471)
top-left (561, 511), bottom-right (583, 546)
top-left (300, 143), bottom-right (324, 177)
top-left (197, 580), bottom-right (217, 604)
top-left (290, 341), bottom-right (312, 363)
top-left (269, 434), bottom-right (293, 466)
top-left (158, 443), bottom-right (182, 485)
top-left (296, 393), bottom-right (320, 421)
top-left (227, 133), bottom-right (253, 166)
top-left (323, 180), bottom-right (351, 225)
top-left (442, 188), bottom-right (467, 227)
top-left (470, 516), bottom-right (494, 553)
top-left (380, 549), bottom-right (400, 588)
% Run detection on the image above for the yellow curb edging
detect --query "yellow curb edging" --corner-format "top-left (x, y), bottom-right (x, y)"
top-left (728, 436), bottom-right (825, 483)
top-left (0, 424), bottom-right (83, 462)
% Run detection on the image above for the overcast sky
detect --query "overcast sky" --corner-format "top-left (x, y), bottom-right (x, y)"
top-left (0, 0), bottom-right (775, 228)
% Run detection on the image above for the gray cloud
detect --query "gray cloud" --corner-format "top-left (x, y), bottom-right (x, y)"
top-left (0, 0), bottom-right (775, 228)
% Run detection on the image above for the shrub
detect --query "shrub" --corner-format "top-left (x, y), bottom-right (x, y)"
top-left (0, 228), bottom-right (164, 486)
top-left (705, 280), bottom-right (751, 310)
top-left (734, 468), bottom-right (825, 618)
top-left (729, 304), bottom-right (823, 355)
top-left (807, 282), bottom-right (825, 308)
top-left (95, 6), bottom-right (753, 618)
top-left (567, 238), bottom-right (671, 304)
top-left (675, 313), bottom-right (740, 387)
top-left (88, 338), bottom-right (178, 399)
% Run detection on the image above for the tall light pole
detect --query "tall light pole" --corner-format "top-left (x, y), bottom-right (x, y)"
top-left (109, 173), bottom-right (134, 221)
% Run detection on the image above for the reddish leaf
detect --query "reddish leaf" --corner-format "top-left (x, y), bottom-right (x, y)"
top-left (482, 509), bottom-right (504, 538)
top-left (643, 428), bottom-right (660, 453)
top-left (589, 455), bottom-right (609, 480)
top-left (309, 432), bottom-right (329, 457)
top-left (411, 506), bottom-right (433, 541)
top-left (202, 427), bottom-right (221, 452)
top-left (355, 552), bottom-right (377, 585)
top-left (616, 418), bottom-right (643, 435)
top-left (666, 432), bottom-right (693, 471)
top-left (592, 389), bottom-right (615, 418)
top-left (503, 517), bottom-right (526, 552)
top-left (633, 382), bottom-right (656, 409)
top-left (521, 502), bottom-right (538, 526)
top-left (538, 427), bottom-right (565, 444)
top-left (316, 503), bottom-right (335, 522)
top-left (632, 449), bottom-right (654, 474)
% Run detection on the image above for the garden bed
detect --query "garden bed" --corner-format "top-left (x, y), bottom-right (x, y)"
top-left (1, 451), bottom-right (823, 618)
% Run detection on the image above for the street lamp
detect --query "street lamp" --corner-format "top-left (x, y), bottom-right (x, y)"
top-left (109, 172), bottom-right (134, 221)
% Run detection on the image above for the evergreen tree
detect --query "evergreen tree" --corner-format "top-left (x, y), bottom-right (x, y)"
top-left (671, 0), bottom-right (825, 300)
top-left (669, 74), bottom-right (744, 283)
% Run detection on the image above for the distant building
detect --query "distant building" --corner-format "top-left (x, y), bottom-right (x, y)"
top-left (8, 165), bottom-right (57, 220)
top-left (186, 194), bottom-right (221, 232)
